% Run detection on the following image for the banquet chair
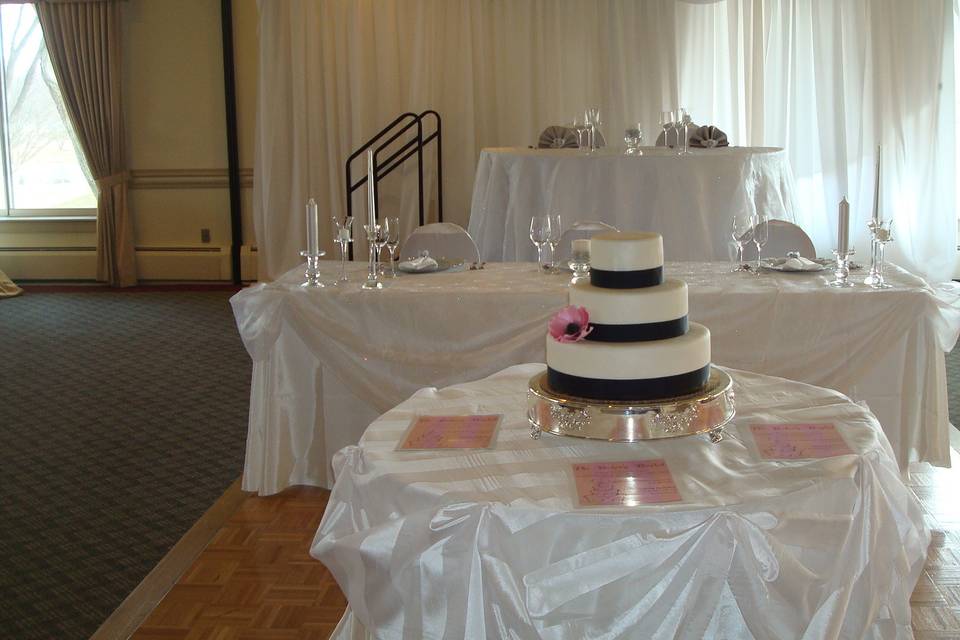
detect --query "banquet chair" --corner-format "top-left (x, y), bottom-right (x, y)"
top-left (556, 220), bottom-right (620, 263)
top-left (402, 222), bottom-right (481, 263)
top-left (740, 220), bottom-right (817, 261)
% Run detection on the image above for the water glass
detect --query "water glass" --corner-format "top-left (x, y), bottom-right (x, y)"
top-left (384, 216), bottom-right (400, 278)
top-left (529, 216), bottom-right (550, 271)
top-left (624, 125), bottom-right (643, 154)
top-left (659, 110), bottom-right (674, 148)
top-left (332, 215), bottom-right (354, 283)
top-left (751, 213), bottom-right (769, 273)
top-left (730, 214), bottom-right (752, 272)
top-left (678, 113), bottom-right (693, 155)
top-left (546, 213), bottom-right (562, 270)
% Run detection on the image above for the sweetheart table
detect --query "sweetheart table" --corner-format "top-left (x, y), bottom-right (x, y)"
top-left (230, 261), bottom-right (960, 493)
top-left (312, 364), bottom-right (929, 639)
top-left (468, 146), bottom-right (812, 263)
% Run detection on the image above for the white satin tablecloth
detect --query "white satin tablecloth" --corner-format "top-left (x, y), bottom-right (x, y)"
top-left (230, 262), bottom-right (960, 493)
top-left (313, 364), bottom-right (929, 640)
top-left (467, 147), bottom-right (809, 262)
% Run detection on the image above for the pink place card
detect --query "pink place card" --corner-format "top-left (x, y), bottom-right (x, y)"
top-left (572, 459), bottom-right (682, 507)
top-left (750, 423), bottom-right (853, 460)
top-left (397, 414), bottom-right (502, 451)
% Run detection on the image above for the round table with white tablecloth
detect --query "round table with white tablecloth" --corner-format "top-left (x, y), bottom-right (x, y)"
top-left (312, 363), bottom-right (928, 639)
top-left (467, 146), bottom-right (813, 263)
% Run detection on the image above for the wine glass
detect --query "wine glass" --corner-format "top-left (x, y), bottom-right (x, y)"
top-left (332, 215), bottom-right (354, 283)
top-left (571, 114), bottom-right (588, 150)
top-left (361, 223), bottom-right (385, 290)
top-left (585, 107), bottom-right (601, 150)
top-left (530, 216), bottom-right (550, 271)
top-left (678, 113), bottom-right (693, 155)
top-left (673, 108), bottom-right (687, 154)
top-left (659, 110), bottom-right (674, 148)
top-left (751, 212), bottom-right (769, 273)
top-left (730, 214), bottom-right (752, 272)
top-left (383, 216), bottom-right (400, 278)
top-left (546, 213), bottom-right (563, 271)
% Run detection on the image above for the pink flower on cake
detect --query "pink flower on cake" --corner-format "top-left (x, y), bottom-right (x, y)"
top-left (548, 305), bottom-right (593, 343)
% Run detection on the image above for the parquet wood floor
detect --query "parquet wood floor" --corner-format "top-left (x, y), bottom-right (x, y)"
top-left (134, 456), bottom-right (960, 640)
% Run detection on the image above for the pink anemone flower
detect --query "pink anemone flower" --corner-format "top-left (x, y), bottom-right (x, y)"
top-left (548, 305), bottom-right (593, 343)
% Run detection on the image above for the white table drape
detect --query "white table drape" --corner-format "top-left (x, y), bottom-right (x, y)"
top-left (313, 364), bottom-right (929, 639)
top-left (468, 147), bottom-right (806, 263)
top-left (230, 262), bottom-right (960, 493)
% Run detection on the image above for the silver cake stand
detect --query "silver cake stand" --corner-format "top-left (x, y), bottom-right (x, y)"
top-left (527, 366), bottom-right (735, 443)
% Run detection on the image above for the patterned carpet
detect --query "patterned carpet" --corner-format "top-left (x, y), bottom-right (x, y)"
top-left (0, 290), bottom-right (251, 639)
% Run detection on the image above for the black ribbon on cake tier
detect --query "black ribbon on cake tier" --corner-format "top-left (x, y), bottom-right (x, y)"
top-left (590, 266), bottom-right (663, 289)
top-left (586, 316), bottom-right (688, 343)
top-left (547, 364), bottom-right (710, 402)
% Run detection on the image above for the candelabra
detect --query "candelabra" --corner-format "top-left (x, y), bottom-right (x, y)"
top-left (299, 249), bottom-right (325, 288)
top-left (828, 249), bottom-right (855, 288)
top-left (361, 224), bottom-right (385, 290)
top-left (864, 220), bottom-right (893, 289)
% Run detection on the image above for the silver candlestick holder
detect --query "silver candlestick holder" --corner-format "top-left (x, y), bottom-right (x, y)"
top-left (361, 223), bottom-right (385, 290)
top-left (864, 220), bottom-right (893, 289)
top-left (828, 249), bottom-right (855, 288)
top-left (299, 249), bottom-right (326, 288)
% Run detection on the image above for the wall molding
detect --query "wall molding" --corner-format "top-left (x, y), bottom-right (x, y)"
top-left (129, 168), bottom-right (253, 190)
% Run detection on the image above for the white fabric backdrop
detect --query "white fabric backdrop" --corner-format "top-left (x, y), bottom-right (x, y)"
top-left (255, 0), bottom-right (956, 283)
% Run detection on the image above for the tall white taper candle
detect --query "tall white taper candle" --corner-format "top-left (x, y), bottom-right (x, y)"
top-left (306, 198), bottom-right (319, 255)
top-left (367, 149), bottom-right (377, 231)
top-left (872, 145), bottom-right (881, 224)
top-left (838, 197), bottom-right (849, 254)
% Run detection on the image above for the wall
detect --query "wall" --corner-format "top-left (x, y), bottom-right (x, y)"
top-left (0, 0), bottom-right (259, 281)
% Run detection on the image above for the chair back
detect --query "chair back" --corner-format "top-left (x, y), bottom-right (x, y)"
top-left (402, 223), bottom-right (480, 263)
top-left (556, 221), bottom-right (620, 263)
top-left (740, 220), bottom-right (816, 261)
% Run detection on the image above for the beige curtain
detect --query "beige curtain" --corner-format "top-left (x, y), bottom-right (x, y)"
top-left (36, 0), bottom-right (135, 287)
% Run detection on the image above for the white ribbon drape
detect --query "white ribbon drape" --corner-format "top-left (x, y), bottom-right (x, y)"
top-left (255, 0), bottom-right (956, 282)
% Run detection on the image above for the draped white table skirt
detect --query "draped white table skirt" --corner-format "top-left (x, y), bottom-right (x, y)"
top-left (313, 364), bottom-right (929, 639)
top-left (230, 261), bottom-right (960, 493)
top-left (467, 146), bottom-right (811, 262)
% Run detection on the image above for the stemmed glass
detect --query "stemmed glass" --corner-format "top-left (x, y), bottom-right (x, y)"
top-left (585, 108), bottom-right (601, 151)
top-left (678, 112), bottom-right (693, 155)
top-left (571, 114), bottom-right (589, 150)
top-left (751, 212), bottom-right (769, 273)
top-left (673, 108), bottom-right (687, 154)
top-left (624, 125), bottom-right (643, 155)
top-left (730, 214), bottom-right (753, 272)
top-left (361, 223), bottom-right (385, 290)
top-left (332, 216), bottom-right (354, 284)
top-left (870, 220), bottom-right (894, 289)
top-left (659, 110), bottom-right (674, 148)
top-left (545, 213), bottom-right (562, 271)
top-left (530, 216), bottom-right (551, 271)
top-left (383, 216), bottom-right (400, 278)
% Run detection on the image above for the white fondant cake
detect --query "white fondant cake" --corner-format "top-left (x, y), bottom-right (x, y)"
top-left (545, 231), bottom-right (712, 401)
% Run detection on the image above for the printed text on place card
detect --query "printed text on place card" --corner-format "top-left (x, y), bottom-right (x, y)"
top-left (750, 423), bottom-right (853, 459)
top-left (572, 459), bottom-right (681, 507)
top-left (397, 415), bottom-right (501, 450)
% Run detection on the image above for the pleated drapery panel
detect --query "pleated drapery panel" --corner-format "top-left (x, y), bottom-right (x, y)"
top-left (255, 0), bottom-right (955, 283)
top-left (37, 0), bottom-right (135, 287)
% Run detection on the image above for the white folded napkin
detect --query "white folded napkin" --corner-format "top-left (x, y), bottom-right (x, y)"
top-left (398, 254), bottom-right (440, 273)
top-left (769, 256), bottom-right (821, 271)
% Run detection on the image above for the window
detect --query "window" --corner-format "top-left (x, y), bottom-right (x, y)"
top-left (0, 4), bottom-right (95, 216)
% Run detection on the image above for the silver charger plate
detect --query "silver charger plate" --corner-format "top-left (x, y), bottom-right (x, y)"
top-left (527, 366), bottom-right (735, 443)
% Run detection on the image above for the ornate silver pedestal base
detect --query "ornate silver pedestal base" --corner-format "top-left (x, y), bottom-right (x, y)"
top-left (527, 366), bottom-right (735, 443)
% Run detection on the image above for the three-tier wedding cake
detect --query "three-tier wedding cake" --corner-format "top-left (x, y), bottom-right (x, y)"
top-left (546, 232), bottom-right (711, 402)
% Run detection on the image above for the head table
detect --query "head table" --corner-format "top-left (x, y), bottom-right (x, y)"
top-left (467, 146), bottom-right (813, 263)
top-left (313, 364), bottom-right (928, 639)
top-left (230, 261), bottom-right (960, 493)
